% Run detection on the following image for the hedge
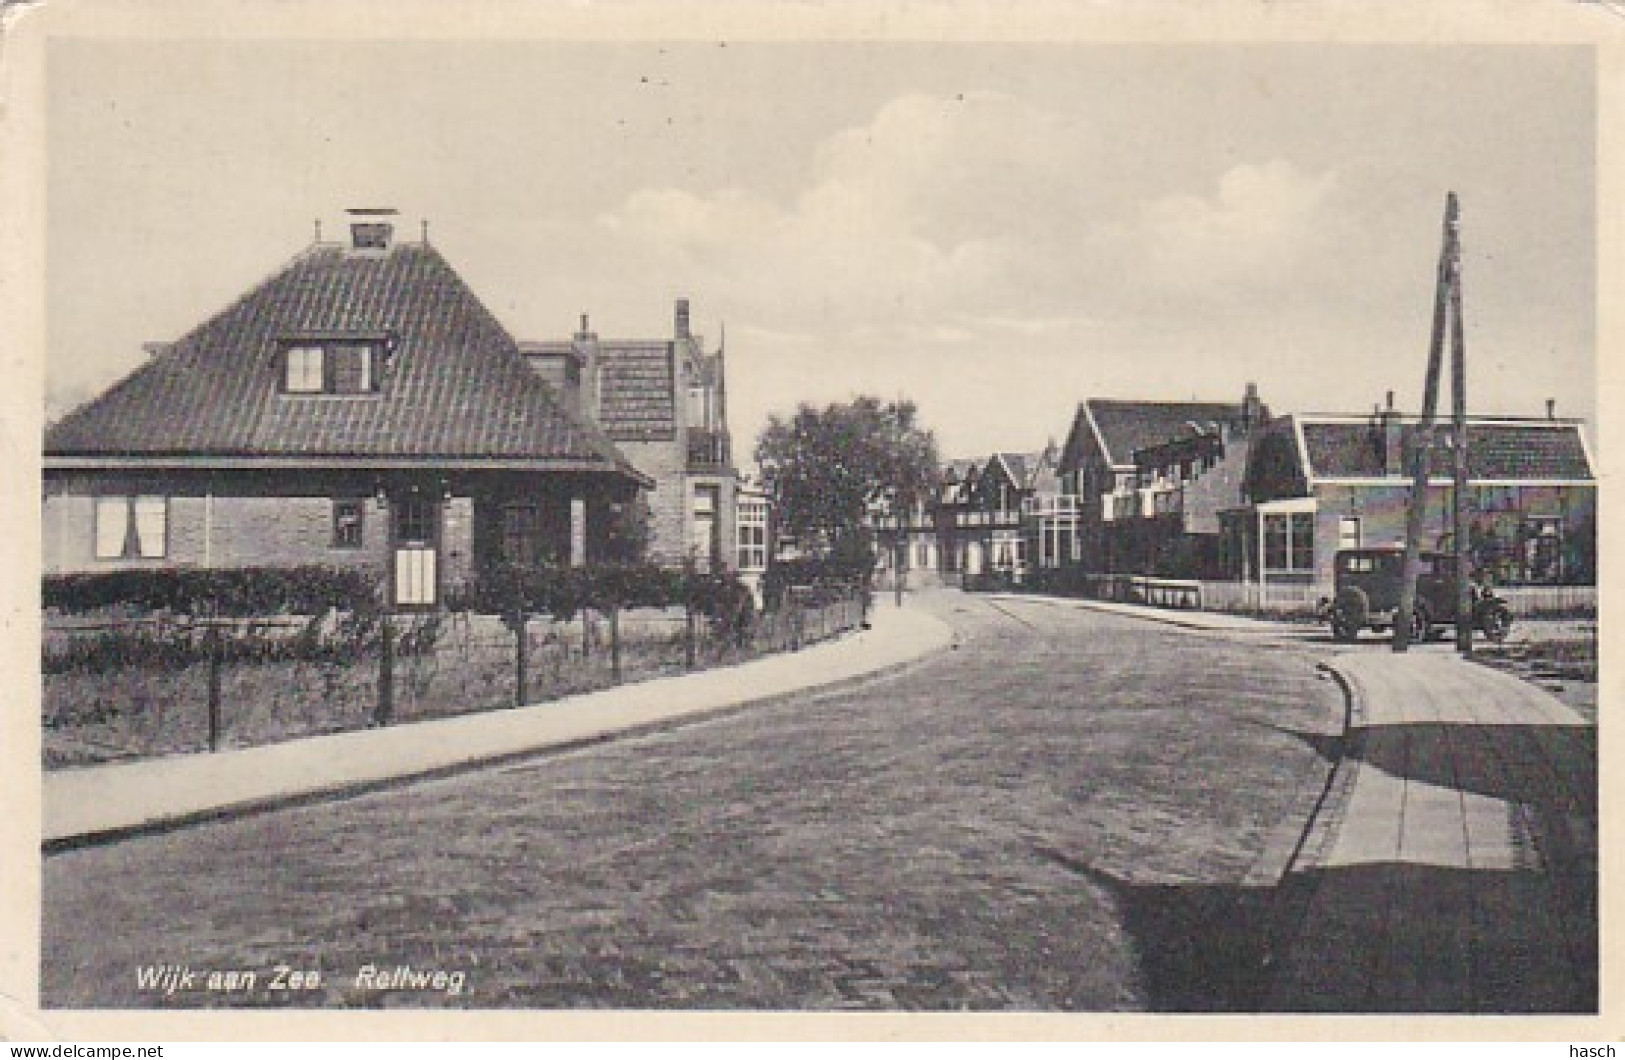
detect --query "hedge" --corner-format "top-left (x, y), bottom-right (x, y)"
top-left (43, 566), bottom-right (379, 617)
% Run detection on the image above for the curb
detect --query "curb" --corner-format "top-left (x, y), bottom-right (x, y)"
top-left (1253, 658), bottom-right (1366, 1009)
top-left (44, 620), bottom-right (955, 854)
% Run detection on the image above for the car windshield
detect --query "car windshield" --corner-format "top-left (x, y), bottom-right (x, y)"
top-left (1340, 552), bottom-right (1399, 574)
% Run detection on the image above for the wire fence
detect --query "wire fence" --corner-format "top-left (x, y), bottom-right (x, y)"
top-left (41, 590), bottom-right (867, 770)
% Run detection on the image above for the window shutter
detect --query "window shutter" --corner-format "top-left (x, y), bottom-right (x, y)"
top-left (94, 497), bottom-right (127, 559)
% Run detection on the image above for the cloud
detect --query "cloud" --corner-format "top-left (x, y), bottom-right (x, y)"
top-left (1094, 159), bottom-right (1343, 302)
top-left (596, 92), bottom-right (1083, 335)
top-left (591, 95), bottom-right (1372, 455)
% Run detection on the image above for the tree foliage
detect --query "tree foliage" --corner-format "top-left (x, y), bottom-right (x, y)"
top-left (753, 396), bottom-right (940, 548)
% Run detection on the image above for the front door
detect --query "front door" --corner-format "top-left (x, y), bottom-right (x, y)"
top-left (393, 494), bottom-right (439, 608)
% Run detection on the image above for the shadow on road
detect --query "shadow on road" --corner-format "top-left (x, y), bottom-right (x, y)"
top-left (1269, 861), bottom-right (1597, 1013)
top-left (1355, 722), bottom-right (1595, 815)
top-left (1032, 846), bottom-right (1277, 1012)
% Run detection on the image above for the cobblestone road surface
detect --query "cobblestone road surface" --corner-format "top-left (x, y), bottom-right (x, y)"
top-left (42, 591), bottom-right (1341, 1010)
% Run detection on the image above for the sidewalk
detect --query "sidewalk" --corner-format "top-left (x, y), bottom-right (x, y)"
top-left (1267, 649), bottom-right (1597, 1012)
top-left (44, 600), bottom-right (953, 850)
top-left (988, 591), bottom-right (1316, 636)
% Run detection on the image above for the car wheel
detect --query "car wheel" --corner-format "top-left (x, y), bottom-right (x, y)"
top-left (1330, 587), bottom-right (1368, 643)
top-left (1480, 605), bottom-right (1513, 644)
top-left (1410, 605), bottom-right (1431, 644)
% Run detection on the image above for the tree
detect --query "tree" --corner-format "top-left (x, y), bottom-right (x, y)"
top-left (754, 396), bottom-right (940, 555)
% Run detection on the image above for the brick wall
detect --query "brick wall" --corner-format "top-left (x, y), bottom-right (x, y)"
top-left (44, 474), bottom-right (390, 576)
top-left (614, 437), bottom-right (689, 565)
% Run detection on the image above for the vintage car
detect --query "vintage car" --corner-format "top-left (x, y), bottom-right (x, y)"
top-left (1323, 546), bottom-right (1513, 643)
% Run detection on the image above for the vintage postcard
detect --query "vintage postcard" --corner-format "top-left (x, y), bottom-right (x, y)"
top-left (1, 0), bottom-right (1618, 1043)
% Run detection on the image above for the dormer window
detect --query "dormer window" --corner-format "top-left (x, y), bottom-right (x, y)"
top-left (281, 336), bottom-right (388, 396)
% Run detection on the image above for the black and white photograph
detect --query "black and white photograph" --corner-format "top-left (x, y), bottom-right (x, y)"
top-left (3, 0), bottom-right (1616, 1041)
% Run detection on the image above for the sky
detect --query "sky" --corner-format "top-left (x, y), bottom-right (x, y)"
top-left (46, 39), bottom-right (1596, 462)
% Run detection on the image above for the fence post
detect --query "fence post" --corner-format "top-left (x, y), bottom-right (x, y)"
top-left (206, 618), bottom-right (222, 753)
top-left (513, 611), bottom-right (528, 708)
top-left (375, 612), bottom-right (394, 726)
top-left (610, 607), bottom-right (622, 684)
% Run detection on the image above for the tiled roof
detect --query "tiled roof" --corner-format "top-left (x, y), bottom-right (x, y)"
top-left (596, 341), bottom-right (676, 442)
top-left (46, 242), bottom-right (634, 472)
top-left (1087, 400), bottom-right (1249, 467)
top-left (1299, 418), bottom-right (1593, 481)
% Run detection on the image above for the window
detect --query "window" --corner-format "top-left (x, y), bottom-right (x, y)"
top-left (736, 498), bottom-right (769, 571)
top-left (1291, 513), bottom-right (1314, 572)
top-left (94, 495), bottom-right (167, 559)
top-left (330, 345), bottom-right (374, 394)
top-left (1524, 517), bottom-right (1563, 584)
top-left (497, 503), bottom-right (542, 565)
top-left (284, 343), bottom-right (380, 395)
top-left (395, 496), bottom-right (436, 544)
top-left (738, 521), bottom-right (767, 571)
top-left (1264, 515), bottom-right (1289, 571)
top-left (286, 346), bottom-right (325, 392)
top-left (692, 485), bottom-right (720, 568)
top-left (1338, 516), bottom-right (1362, 551)
top-left (1264, 512), bottom-right (1314, 573)
top-left (332, 498), bottom-right (365, 549)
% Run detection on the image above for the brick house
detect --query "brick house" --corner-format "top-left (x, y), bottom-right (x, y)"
top-left (520, 299), bottom-right (736, 570)
top-left (1226, 401), bottom-right (1597, 589)
top-left (1057, 385), bottom-right (1267, 575)
top-left (43, 211), bottom-right (650, 608)
top-left (929, 459), bottom-right (981, 579)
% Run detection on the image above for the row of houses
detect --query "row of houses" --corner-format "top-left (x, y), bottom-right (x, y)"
top-left (44, 210), bottom-right (754, 607)
top-left (879, 383), bottom-right (1596, 593)
top-left (41, 209), bottom-right (1596, 607)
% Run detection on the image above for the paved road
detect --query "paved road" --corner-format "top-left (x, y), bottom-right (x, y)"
top-left (42, 592), bottom-right (1342, 1011)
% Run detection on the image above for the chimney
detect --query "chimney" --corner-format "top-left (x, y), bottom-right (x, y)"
top-left (1380, 391), bottom-right (1403, 475)
top-left (572, 313), bottom-right (602, 422)
top-left (346, 208), bottom-right (398, 253)
top-left (1240, 381), bottom-right (1263, 431)
top-left (674, 298), bottom-right (691, 341)
top-left (1546, 398), bottom-right (1556, 420)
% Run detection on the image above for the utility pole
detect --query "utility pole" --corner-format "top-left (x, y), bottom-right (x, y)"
top-left (1450, 209), bottom-right (1473, 654)
top-left (1394, 192), bottom-right (1458, 653)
